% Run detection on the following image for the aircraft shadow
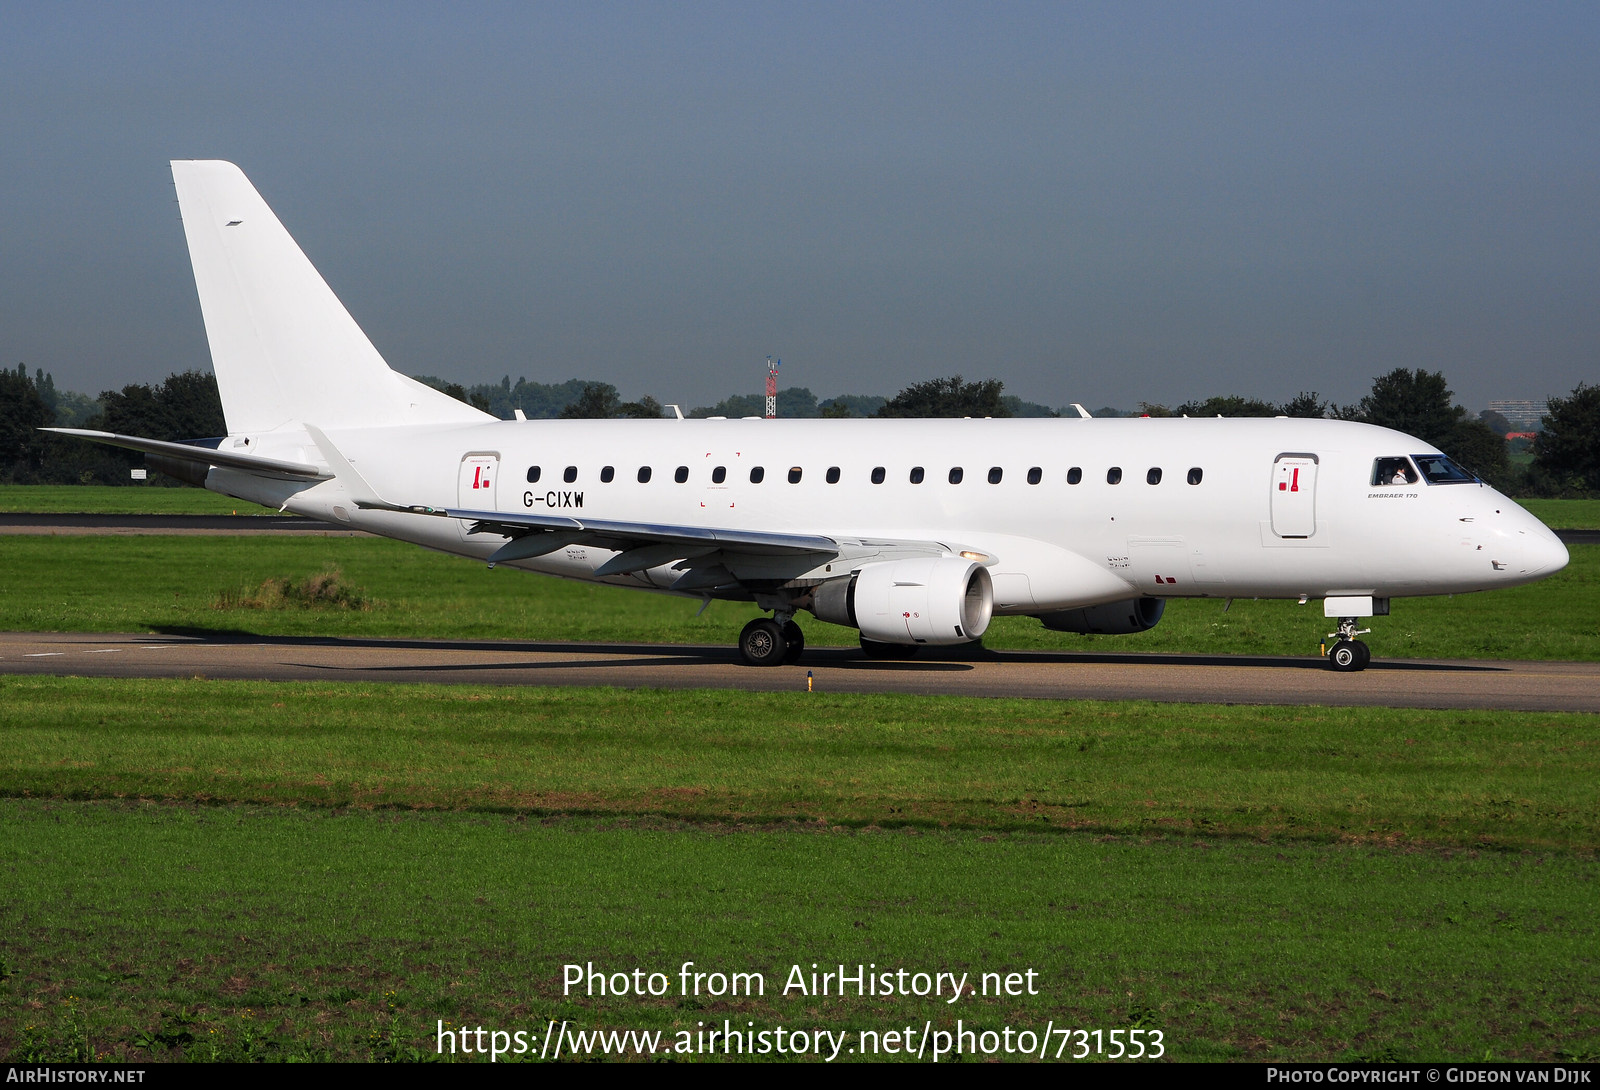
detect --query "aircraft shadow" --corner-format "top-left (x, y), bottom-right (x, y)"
top-left (148, 626), bottom-right (1497, 674)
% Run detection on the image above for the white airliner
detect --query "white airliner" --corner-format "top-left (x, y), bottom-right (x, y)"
top-left (53, 161), bottom-right (1570, 670)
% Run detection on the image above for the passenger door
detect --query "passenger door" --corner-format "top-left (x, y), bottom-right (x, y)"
top-left (457, 452), bottom-right (501, 541)
top-left (1270, 454), bottom-right (1318, 538)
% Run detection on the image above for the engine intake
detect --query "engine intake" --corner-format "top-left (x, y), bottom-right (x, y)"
top-left (810, 557), bottom-right (993, 645)
top-left (1035, 597), bottom-right (1165, 635)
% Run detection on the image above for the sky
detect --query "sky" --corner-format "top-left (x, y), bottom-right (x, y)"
top-left (2, 1), bottom-right (1596, 413)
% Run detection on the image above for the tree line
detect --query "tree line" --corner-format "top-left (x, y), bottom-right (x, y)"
top-left (3, 363), bottom-right (1596, 496)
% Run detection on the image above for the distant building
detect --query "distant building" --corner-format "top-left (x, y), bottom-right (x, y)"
top-left (1485, 400), bottom-right (1549, 431)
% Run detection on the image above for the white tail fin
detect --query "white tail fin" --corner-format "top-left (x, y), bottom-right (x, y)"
top-left (170, 160), bottom-right (492, 435)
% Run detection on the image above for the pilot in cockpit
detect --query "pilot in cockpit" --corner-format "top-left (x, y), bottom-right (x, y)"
top-left (1373, 457), bottom-right (1417, 486)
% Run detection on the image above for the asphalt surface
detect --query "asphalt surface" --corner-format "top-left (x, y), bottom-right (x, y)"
top-left (2, 630), bottom-right (1596, 712)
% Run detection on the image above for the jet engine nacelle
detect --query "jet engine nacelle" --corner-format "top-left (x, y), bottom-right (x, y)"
top-left (1035, 597), bottom-right (1165, 635)
top-left (810, 557), bottom-right (994, 645)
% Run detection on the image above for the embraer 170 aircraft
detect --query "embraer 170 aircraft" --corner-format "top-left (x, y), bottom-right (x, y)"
top-left (54, 161), bottom-right (1569, 670)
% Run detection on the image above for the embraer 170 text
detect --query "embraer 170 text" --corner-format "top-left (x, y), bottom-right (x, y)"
top-left (53, 162), bottom-right (1569, 669)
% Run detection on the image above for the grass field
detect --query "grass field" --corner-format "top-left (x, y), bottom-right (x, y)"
top-left (1, 678), bottom-right (1596, 1063)
top-left (2, 534), bottom-right (1595, 661)
top-left (0, 485), bottom-right (278, 515)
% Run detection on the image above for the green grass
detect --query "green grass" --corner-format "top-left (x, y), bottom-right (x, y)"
top-left (1518, 498), bottom-right (1600, 529)
top-left (1, 677), bottom-right (1597, 1062)
top-left (2, 801), bottom-right (1595, 1063)
top-left (2, 677), bottom-right (1595, 848)
top-left (0, 485), bottom-right (277, 515)
top-left (2, 535), bottom-right (1595, 661)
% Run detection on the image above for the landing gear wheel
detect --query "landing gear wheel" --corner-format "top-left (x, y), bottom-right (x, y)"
top-left (781, 621), bottom-right (805, 664)
top-left (1327, 639), bottom-right (1368, 672)
top-left (739, 618), bottom-right (789, 666)
top-left (860, 637), bottom-right (919, 661)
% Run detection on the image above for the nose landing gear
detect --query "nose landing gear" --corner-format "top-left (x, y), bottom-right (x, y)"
top-left (1324, 616), bottom-right (1371, 672)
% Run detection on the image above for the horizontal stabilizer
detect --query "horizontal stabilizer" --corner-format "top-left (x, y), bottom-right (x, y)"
top-left (43, 428), bottom-right (330, 480)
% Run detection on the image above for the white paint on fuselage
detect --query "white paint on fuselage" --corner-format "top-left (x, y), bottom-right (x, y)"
top-left (208, 416), bottom-right (1567, 615)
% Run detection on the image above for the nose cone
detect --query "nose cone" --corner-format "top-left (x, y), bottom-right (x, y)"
top-left (1494, 502), bottom-right (1569, 579)
top-left (1521, 522), bottom-right (1570, 577)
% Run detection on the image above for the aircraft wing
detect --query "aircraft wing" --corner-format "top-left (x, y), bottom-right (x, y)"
top-left (442, 506), bottom-right (840, 557)
top-left (43, 428), bottom-right (331, 480)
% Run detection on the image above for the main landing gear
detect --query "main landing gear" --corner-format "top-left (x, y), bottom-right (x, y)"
top-left (1325, 616), bottom-right (1372, 672)
top-left (738, 616), bottom-right (806, 666)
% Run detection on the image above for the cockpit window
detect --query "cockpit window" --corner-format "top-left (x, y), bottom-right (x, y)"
top-left (1413, 453), bottom-right (1477, 485)
top-left (1372, 457), bottom-right (1417, 486)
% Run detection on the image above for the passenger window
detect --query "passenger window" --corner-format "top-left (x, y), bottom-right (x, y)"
top-left (1107, 467), bottom-right (1123, 485)
top-left (1026, 467), bottom-right (1041, 485)
top-left (526, 466), bottom-right (541, 484)
top-left (949, 467), bottom-right (964, 484)
top-left (826, 466), bottom-right (840, 484)
top-left (637, 466), bottom-right (652, 483)
top-left (1147, 467), bottom-right (1162, 485)
top-left (712, 466), bottom-right (726, 484)
top-left (788, 467), bottom-right (802, 484)
top-left (1067, 467), bottom-right (1082, 485)
top-left (1188, 467), bottom-right (1203, 485)
top-left (871, 466), bottom-right (886, 484)
top-left (750, 466), bottom-right (765, 484)
top-left (910, 467), bottom-right (925, 484)
top-left (674, 465), bottom-right (689, 484)
top-left (600, 465), bottom-right (615, 483)
top-left (988, 467), bottom-right (1003, 484)
top-left (564, 465), bottom-right (577, 484)
top-left (1372, 457), bottom-right (1416, 486)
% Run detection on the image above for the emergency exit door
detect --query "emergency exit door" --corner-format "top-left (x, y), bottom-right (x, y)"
top-left (1270, 453), bottom-right (1318, 538)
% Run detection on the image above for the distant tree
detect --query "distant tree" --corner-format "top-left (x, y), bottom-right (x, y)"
top-left (690, 387), bottom-right (819, 419)
top-left (1445, 418), bottom-right (1512, 485)
top-left (97, 370), bottom-right (225, 441)
top-left (999, 395), bottom-right (1059, 418)
top-left (689, 394), bottom-right (762, 418)
top-left (0, 363), bottom-right (54, 477)
top-left (559, 382), bottom-right (623, 419)
top-left (1530, 383), bottom-right (1600, 495)
top-left (819, 394), bottom-right (887, 418)
top-left (1478, 408), bottom-right (1514, 436)
top-left (1279, 391), bottom-right (1329, 419)
top-left (1338, 369), bottom-right (1460, 444)
top-left (819, 401), bottom-right (854, 419)
top-left (1174, 395), bottom-right (1278, 417)
top-left (617, 395), bottom-right (664, 419)
top-left (874, 376), bottom-right (1009, 418)
top-left (1135, 402), bottom-right (1176, 418)
top-left (50, 388), bottom-right (98, 428)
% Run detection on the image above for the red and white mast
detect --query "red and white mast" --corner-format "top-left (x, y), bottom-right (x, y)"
top-left (765, 356), bottom-right (779, 419)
